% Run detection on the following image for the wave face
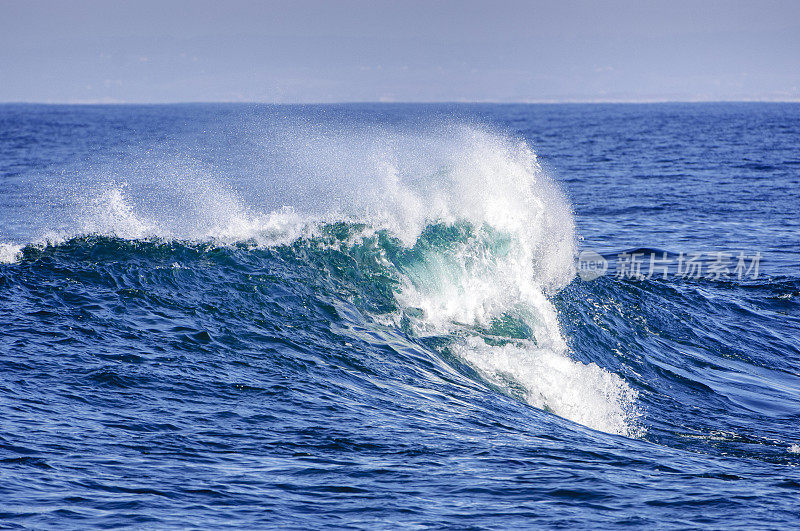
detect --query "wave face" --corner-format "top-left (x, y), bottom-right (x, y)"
top-left (2, 103), bottom-right (800, 528)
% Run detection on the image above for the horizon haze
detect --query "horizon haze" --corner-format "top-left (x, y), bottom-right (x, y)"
top-left (1, 0), bottom-right (799, 104)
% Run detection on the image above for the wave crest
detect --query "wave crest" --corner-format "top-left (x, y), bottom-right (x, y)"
top-left (2, 124), bottom-right (641, 436)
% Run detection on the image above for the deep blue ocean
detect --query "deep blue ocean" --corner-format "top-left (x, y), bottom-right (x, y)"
top-left (1, 103), bottom-right (799, 528)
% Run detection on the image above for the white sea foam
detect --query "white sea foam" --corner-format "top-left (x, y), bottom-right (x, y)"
top-left (0, 243), bottom-right (23, 264)
top-left (77, 183), bottom-right (307, 247)
top-left (452, 337), bottom-right (641, 437)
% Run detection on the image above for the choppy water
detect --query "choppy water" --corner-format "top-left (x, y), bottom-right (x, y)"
top-left (1, 103), bottom-right (799, 528)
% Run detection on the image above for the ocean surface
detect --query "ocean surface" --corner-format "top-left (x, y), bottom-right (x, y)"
top-left (1, 102), bottom-right (799, 528)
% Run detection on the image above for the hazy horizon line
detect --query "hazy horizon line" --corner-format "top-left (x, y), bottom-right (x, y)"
top-left (3, 98), bottom-right (800, 106)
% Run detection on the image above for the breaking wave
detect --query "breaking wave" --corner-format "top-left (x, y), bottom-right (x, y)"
top-left (1, 124), bottom-right (641, 436)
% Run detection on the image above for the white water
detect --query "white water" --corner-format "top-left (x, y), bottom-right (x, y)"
top-left (0, 242), bottom-right (23, 264)
top-left (0, 122), bottom-right (640, 437)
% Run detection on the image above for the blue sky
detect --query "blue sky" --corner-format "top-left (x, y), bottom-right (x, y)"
top-left (1, 0), bottom-right (799, 103)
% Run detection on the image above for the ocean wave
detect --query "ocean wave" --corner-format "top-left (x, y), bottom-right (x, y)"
top-left (1, 125), bottom-right (642, 436)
